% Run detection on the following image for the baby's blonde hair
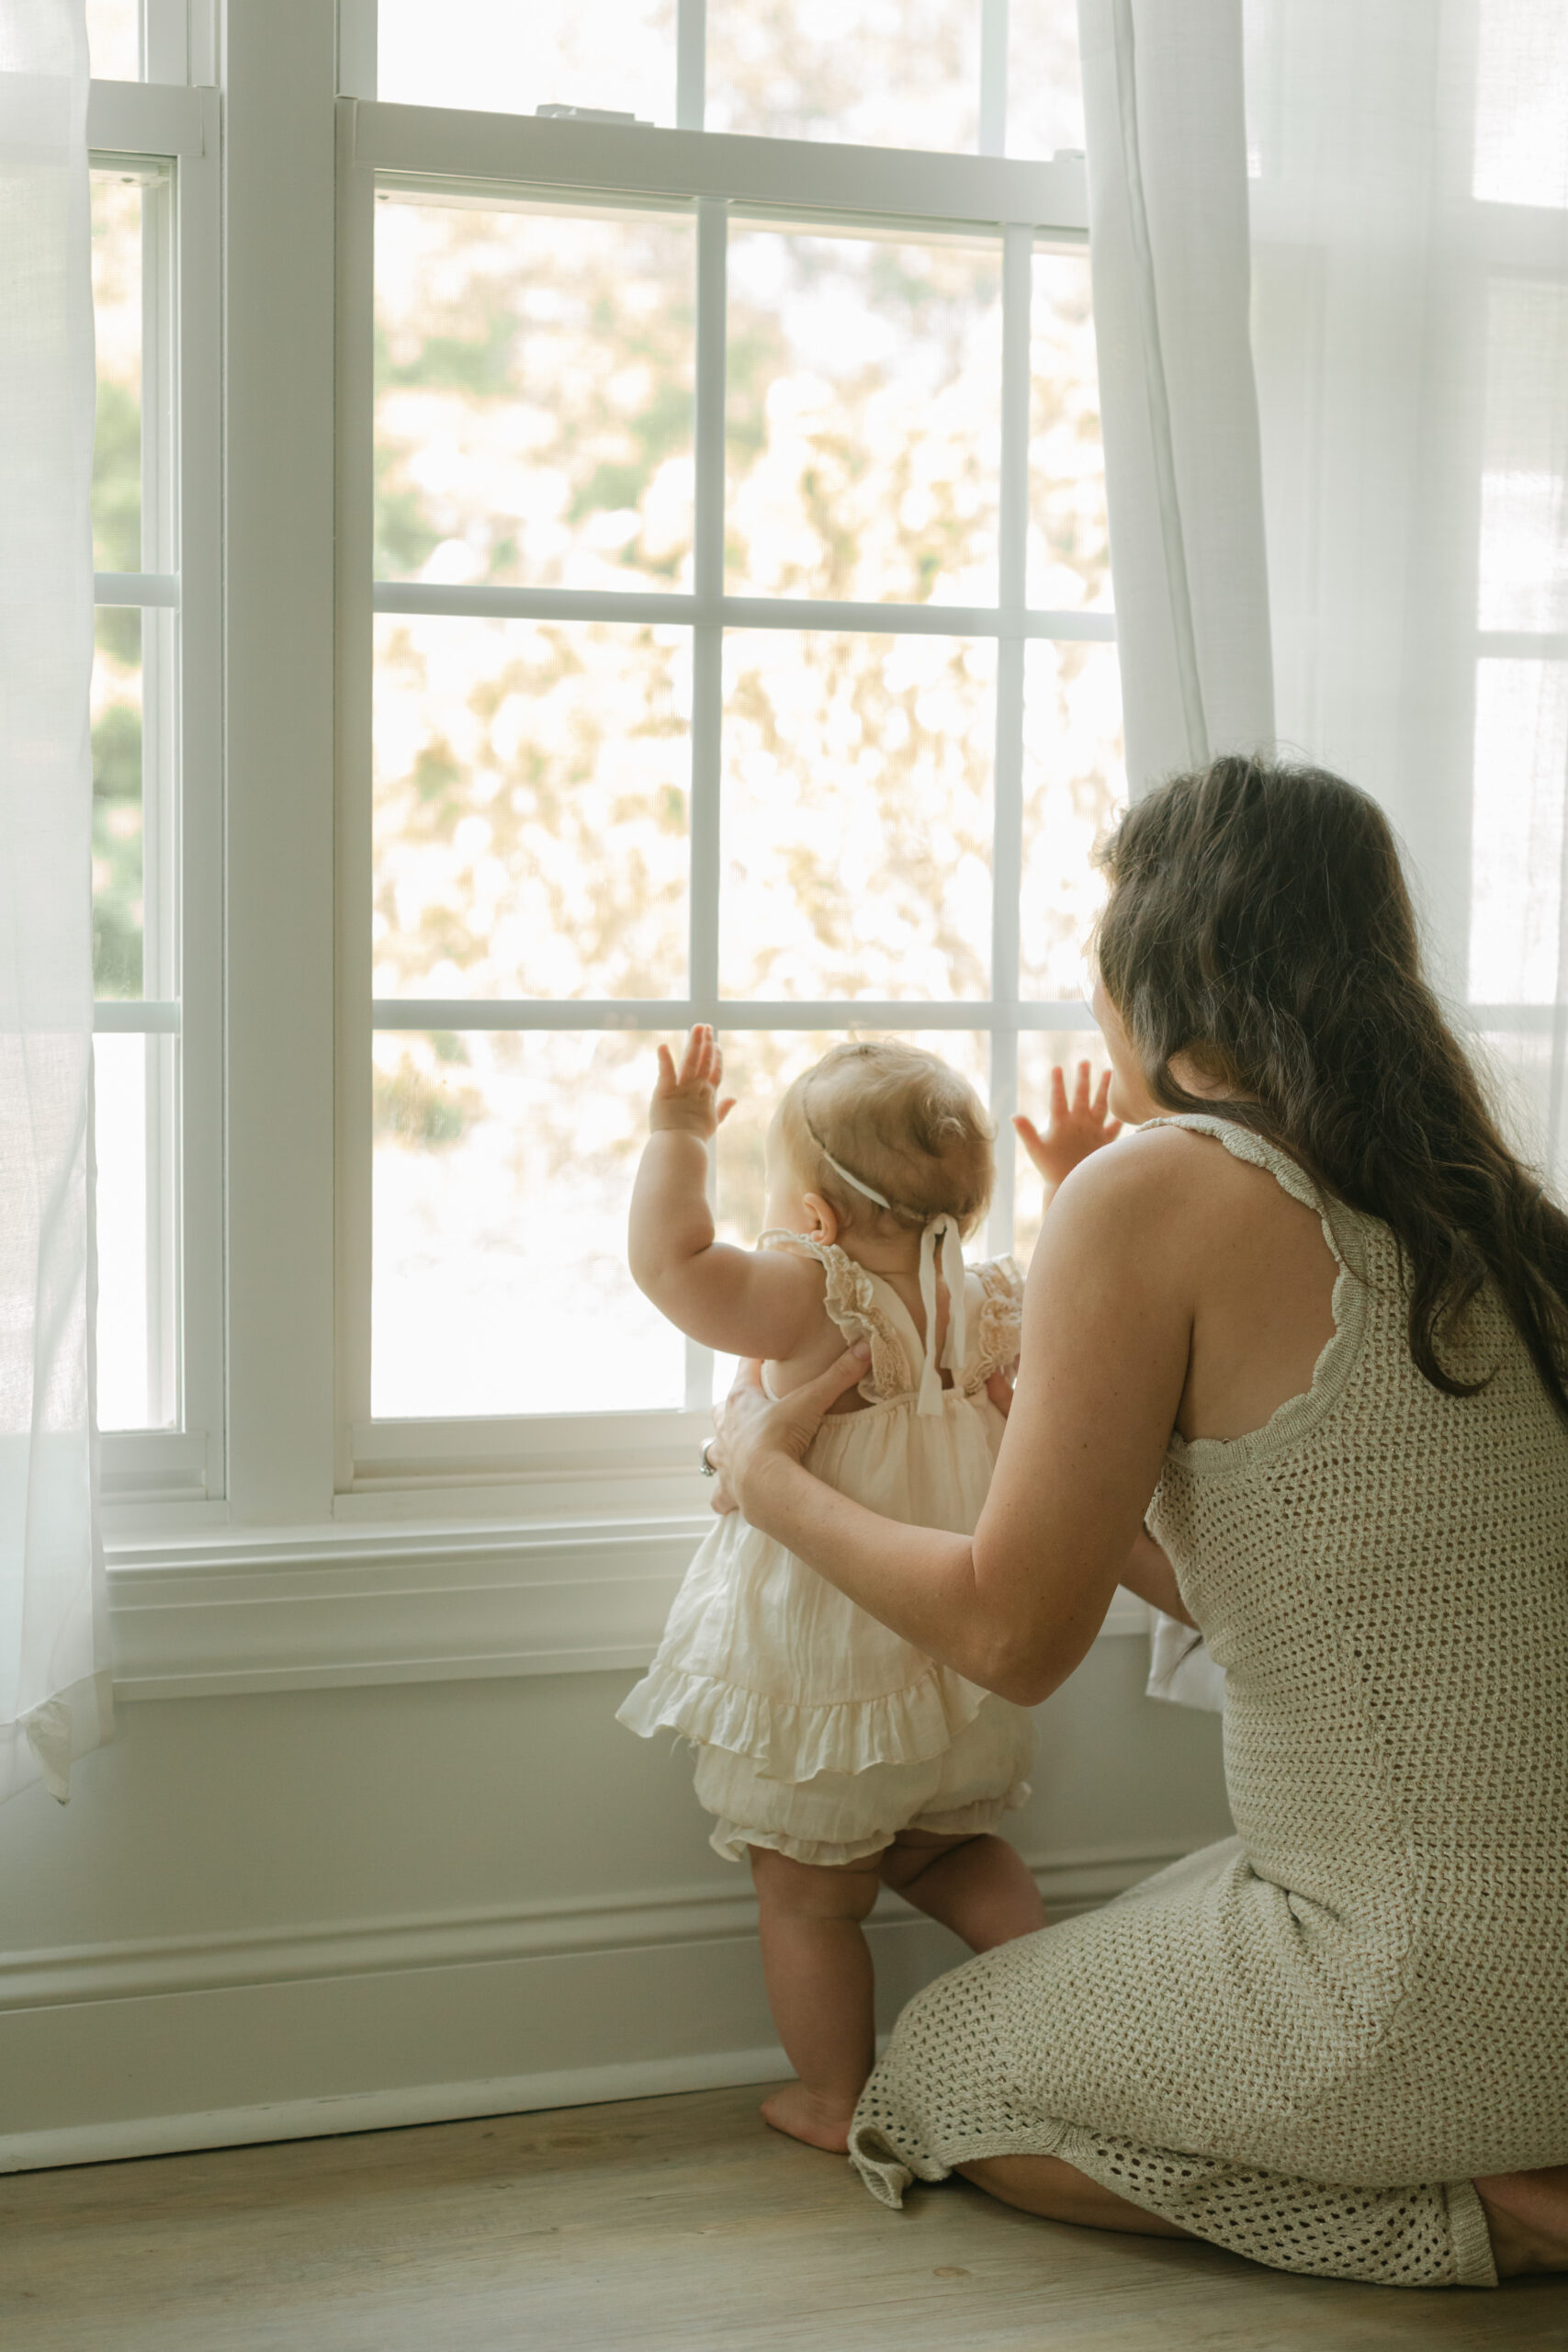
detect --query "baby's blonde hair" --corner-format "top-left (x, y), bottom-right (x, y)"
top-left (772, 1041), bottom-right (995, 1241)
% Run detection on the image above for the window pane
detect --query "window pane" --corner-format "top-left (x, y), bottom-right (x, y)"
top-left (91, 170), bottom-right (142, 573)
top-left (719, 631), bottom-right (995, 1001)
top-left (1005, 0), bottom-right (1085, 162)
top-left (373, 615), bottom-right (691, 1000)
top-left (1029, 250), bottom-right (1109, 611)
top-left (726, 225), bottom-right (1002, 604)
top-left (375, 192), bottom-right (695, 593)
top-left (94, 1034), bottom-right (176, 1433)
top-left (1019, 639), bottom-right (1122, 1001)
top-left (92, 608), bottom-right (143, 998)
top-left (1473, 3), bottom-right (1568, 208)
top-left (86, 0), bottom-right (140, 79)
top-left (1478, 278), bottom-right (1568, 635)
top-left (376, 0), bottom-right (676, 123)
top-left (706, 0), bottom-right (979, 153)
top-left (1012, 1028), bottom-right (1110, 1268)
top-left (371, 1029), bottom-right (683, 1417)
top-left (1469, 658), bottom-right (1567, 1006)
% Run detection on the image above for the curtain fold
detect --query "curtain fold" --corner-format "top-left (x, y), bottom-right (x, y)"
top-left (0, 0), bottom-right (113, 1804)
top-left (1078, 0), bottom-right (1568, 1714)
top-left (1077, 0), bottom-right (1276, 791)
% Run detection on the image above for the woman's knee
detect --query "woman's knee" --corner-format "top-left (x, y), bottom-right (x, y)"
top-left (748, 1844), bottom-right (885, 1920)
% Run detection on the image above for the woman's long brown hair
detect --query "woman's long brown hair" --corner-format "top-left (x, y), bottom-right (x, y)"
top-left (1094, 754), bottom-right (1568, 1415)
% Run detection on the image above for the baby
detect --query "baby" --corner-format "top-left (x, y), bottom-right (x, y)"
top-left (618, 1026), bottom-right (1048, 2152)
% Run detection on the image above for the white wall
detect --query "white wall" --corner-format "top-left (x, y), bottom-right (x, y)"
top-left (0, 1639), bottom-right (1230, 2169)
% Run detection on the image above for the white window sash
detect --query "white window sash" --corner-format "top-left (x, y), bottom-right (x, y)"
top-left (88, 81), bottom-right (223, 1516)
top-left (337, 98), bottom-right (1109, 1493)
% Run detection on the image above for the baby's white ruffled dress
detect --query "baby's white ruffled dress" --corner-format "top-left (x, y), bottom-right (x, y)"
top-left (616, 1231), bottom-right (1035, 1866)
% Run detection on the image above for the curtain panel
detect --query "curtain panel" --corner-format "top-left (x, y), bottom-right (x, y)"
top-left (1078, 0), bottom-right (1568, 1711)
top-left (0, 0), bottom-right (113, 1804)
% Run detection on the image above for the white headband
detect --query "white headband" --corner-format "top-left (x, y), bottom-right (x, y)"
top-left (807, 1127), bottom-right (966, 1416)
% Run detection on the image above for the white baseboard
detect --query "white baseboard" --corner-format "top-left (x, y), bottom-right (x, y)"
top-left (0, 2045), bottom-right (795, 2176)
top-left (0, 1843), bottom-right (1182, 2176)
top-left (0, 1842), bottom-right (1173, 2012)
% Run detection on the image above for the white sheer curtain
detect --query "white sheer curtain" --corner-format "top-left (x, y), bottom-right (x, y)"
top-left (1078, 0), bottom-right (1568, 1710)
top-left (0, 0), bottom-right (113, 1804)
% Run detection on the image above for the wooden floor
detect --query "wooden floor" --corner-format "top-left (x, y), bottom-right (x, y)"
top-left (1, 2085), bottom-right (1563, 2351)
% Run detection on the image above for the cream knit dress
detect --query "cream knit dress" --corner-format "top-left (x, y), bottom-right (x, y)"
top-left (849, 1116), bottom-right (1568, 2290)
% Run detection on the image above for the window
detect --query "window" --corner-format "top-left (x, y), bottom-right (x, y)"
top-left (86, 8), bottom-right (221, 1509)
top-left (339, 0), bottom-right (1117, 1499)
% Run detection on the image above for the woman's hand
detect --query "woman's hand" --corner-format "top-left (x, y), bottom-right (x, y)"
top-left (707, 1347), bottom-right (870, 1518)
top-left (1014, 1060), bottom-right (1122, 1202)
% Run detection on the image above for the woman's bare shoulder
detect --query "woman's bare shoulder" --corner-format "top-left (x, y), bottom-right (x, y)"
top-left (1047, 1121), bottom-right (1311, 1250)
top-left (1051, 1121), bottom-right (1225, 1216)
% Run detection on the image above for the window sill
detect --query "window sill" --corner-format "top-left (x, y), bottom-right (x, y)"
top-left (105, 1507), bottom-right (1153, 1701)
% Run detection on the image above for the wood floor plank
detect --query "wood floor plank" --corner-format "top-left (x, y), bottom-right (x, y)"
top-left (0, 2085), bottom-right (1562, 2351)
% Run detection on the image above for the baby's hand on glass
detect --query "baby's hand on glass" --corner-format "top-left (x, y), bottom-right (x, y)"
top-left (1014, 1060), bottom-right (1122, 1192)
top-left (650, 1023), bottom-right (737, 1138)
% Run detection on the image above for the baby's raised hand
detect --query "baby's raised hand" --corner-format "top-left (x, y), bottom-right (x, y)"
top-left (1014, 1060), bottom-right (1122, 1193)
top-left (650, 1023), bottom-right (737, 1138)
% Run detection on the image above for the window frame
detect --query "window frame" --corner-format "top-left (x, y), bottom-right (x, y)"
top-left (336, 96), bottom-right (1103, 1506)
top-left (88, 74), bottom-right (225, 1520)
top-left (84, 0), bottom-right (1168, 1695)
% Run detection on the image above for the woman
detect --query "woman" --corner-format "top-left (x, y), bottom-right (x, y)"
top-left (709, 757), bottom-right (1568, 2288)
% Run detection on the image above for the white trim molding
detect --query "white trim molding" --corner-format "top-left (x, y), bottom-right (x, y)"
top-left (106, 1518), bottom-right (1154, 1698)
top-left (350, 100), bottom-right (1089, 232)
top-left (0, 1842), bottom-right (1165, 2011)
top-left (0, 1839), bottom-right (1182, 2174)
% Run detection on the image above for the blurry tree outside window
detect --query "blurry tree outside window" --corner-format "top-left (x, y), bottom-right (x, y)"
top-left (366, 0), bottom-right (1121, 1422)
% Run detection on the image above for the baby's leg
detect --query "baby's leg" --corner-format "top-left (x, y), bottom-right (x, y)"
top-left (749, 1844), bottom-right (884, 2152)
top-left (880, 1828), bottom-right (1047, 1952)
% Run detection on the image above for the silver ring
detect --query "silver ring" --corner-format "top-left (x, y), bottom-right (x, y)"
top-left (699, 1442), bottom-right (718, 1477)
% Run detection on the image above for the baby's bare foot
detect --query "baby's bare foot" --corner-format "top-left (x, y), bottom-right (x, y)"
top-left (761, 2082), bottom-right (857, 2153)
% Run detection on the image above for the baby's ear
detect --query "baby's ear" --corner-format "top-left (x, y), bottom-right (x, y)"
top-left (802, 1191), bottom-right (839, 1246)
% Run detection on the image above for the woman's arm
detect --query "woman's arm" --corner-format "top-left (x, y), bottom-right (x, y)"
top-left (979, 1374), bottom-right (1195, 1629)
top-left (1120, 1527), bottom-right (1197, 1628)
top-left (725, 1131), bottom-right (1198, 1704)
